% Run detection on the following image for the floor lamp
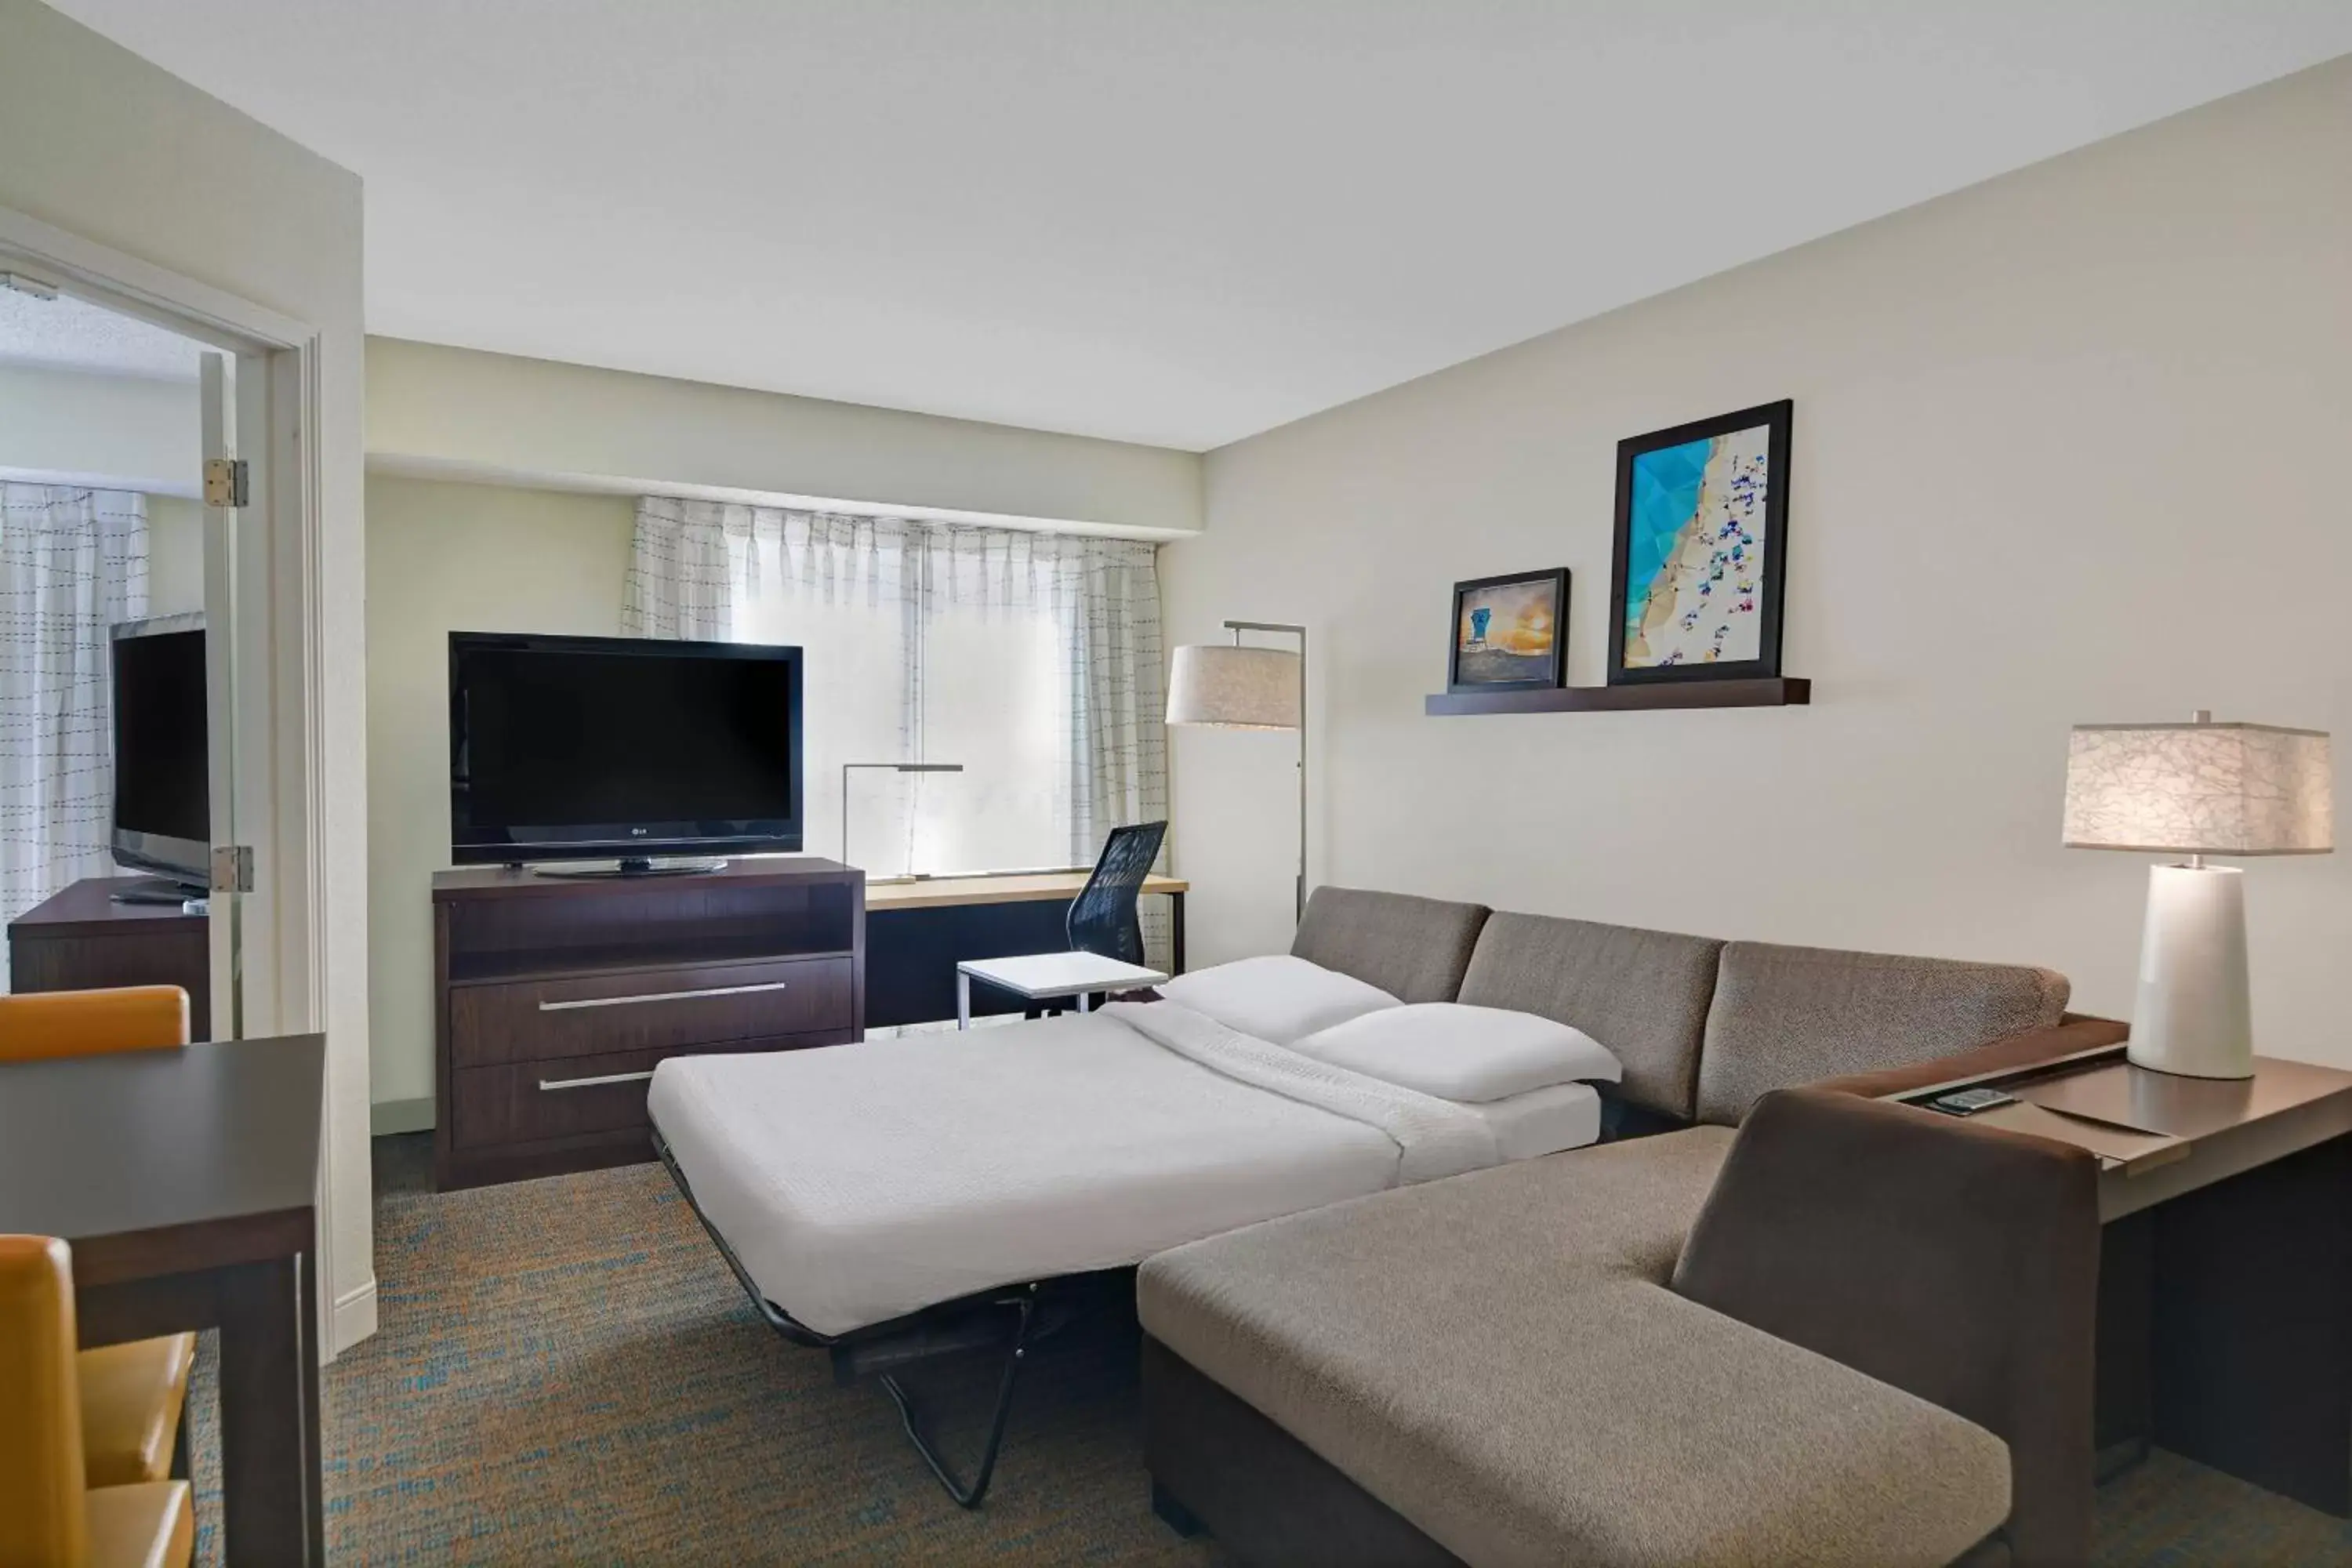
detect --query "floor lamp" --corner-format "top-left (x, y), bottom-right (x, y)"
top-left (1167, 621), bottom-right (1307, 920)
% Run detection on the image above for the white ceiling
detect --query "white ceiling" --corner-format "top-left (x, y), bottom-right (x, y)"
top-left (0, 288), bottom-right (205, 381)
top-left (45, 2), bottom-right (2352, 450)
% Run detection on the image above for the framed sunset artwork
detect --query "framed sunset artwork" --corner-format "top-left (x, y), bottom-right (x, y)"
top-left (1606, 400), bottom-right (1791, 684)
top-left (1447, 568), bottom-right (1568, 693)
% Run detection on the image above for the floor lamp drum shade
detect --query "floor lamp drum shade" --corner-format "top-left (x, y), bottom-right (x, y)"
top-left (1167, 645), bottom-right (1302, 730)
top-left (2063, 717), bottom-right (2332, 1080)
top-left (1167, 625), bottom-right (1308, 920)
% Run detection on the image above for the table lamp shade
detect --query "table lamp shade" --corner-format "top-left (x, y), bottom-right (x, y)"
top-left (1167, 644), bottom-right (1301, 730)
top-left (2063, 715), bottom-right (2332, 1081)
top-left (2063, 722), bottom-right (2332, 856)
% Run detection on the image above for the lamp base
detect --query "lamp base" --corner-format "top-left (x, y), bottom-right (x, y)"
top-left (2126, 862), bottom-right (2254, 1080)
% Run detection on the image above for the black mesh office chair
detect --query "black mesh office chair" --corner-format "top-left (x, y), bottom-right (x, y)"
top-left (1066, 821), bottom-right (1168, 966)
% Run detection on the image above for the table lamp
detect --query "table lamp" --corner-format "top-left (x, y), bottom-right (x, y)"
top-left (1167, 622), bottom-right (1307, 920)
top-left (2062, 710), bottom-right (2332, 1079)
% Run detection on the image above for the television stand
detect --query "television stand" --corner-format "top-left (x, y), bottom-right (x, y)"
top-left (433, 858), bottom-right (866, 1189)
top-left (528, 856), bottom-right (728, 880)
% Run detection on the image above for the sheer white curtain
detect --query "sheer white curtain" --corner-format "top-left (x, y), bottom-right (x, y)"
top-left (622, 495), bottom-right (734, 639)
top-left (625, 499), bottom-right (1168, 956)
top-left (0, 485), bottom-right (150, 985)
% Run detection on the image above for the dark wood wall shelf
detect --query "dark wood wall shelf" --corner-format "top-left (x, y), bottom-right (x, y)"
top-left (1425, 677), bottom-right (1809, 716)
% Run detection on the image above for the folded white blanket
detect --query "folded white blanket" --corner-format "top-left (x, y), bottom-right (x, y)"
top-left (1108, 1000), bottom-right (1501, 1183)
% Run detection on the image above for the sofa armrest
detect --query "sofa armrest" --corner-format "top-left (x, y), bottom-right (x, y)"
top-left (1671, 1086), bottom-right (2100, 1567)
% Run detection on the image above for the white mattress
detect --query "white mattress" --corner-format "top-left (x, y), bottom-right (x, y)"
top-left (650, 1009), bottom-right (1601, 1337)
top-left (1468, 1079), bottom-right (1602, 1163)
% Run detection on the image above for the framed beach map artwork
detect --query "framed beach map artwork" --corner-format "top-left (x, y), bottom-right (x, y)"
top-left (1448, 568), bottom-right (1568, 693)
top-left (1606, 400), bottom-right (1792, 684)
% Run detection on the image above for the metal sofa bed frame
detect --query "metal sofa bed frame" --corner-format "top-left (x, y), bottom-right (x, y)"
top-left (655, 1127), bottom-right (1122, 1508)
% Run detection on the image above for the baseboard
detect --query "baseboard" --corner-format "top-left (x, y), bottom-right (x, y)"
top-left (371, 1096), bottom-right (434, 1135)
top-left (330, 1276), bottom-right (378, 1356)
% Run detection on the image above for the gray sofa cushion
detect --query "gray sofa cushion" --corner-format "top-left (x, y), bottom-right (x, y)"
top-left (1291, 886), bottom-right (1490, 1003)
top-left (1696, 942), bottom-right (2070, 1127)
top-left (1457, 913), bottom-right (1723, 1123)
top-left (1140, 1131), bottom-right (2009, 1568)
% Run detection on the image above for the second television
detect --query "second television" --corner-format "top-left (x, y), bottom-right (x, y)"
top-left (449, 631), bottom-right (804, 869)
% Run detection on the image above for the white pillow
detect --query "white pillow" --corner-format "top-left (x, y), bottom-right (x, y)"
top-left (1157, 955), bottom-right (1401, 1045)
top-left (1288, 1003), bottom-right (1622, 1103)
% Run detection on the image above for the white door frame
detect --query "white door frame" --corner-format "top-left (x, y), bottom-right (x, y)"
top-left (0, 204), bottom-right (354, 1348)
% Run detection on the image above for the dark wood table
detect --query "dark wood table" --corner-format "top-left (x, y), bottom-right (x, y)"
top-left (0, 1033), bottom-right (326, 1565)
top-left (1900, 1047), bottom-right (2352, 1515)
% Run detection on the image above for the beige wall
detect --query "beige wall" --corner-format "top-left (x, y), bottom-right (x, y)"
top-left (0, 360), bottom-right (203, 611)
top-left (1163, 56), bottom-right (2352, 1068)
top-left (146, 494), bottom-right (204, 615)
top-left (369, 337), bottom-right (1203, 536)
top-left (365, 477), bottom-right (635, 1115)
top-left (0, 362), bottom-right (197, 494)
top-left (1, 0), bottom-right (376, 1344)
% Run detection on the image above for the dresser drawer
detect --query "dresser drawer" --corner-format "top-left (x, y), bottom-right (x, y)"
top-left (448, 1033), bottom-right (848, 1150)
top-left (449, 955), bottom-right (854, 1068)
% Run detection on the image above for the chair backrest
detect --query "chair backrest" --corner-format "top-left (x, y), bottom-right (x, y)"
top-left (0, 985), bottom-right (191, 1064)
top-left (1066, 822), bottom-right (1169, 964)
top-left (0, 1234), bottom-right (89, 1564)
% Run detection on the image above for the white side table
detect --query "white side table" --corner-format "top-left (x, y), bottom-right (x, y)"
top-left (956, 951), bottom-right (1171, 1029)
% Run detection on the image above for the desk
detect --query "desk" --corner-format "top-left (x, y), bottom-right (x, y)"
top-left (0, 1033), bottom-right (326, 1566)
top-left (1900, 1048), bottom-right (2352, 1515)
top-left (8, 876), bottom-right (211, 1038)
top-left (865, 871), bottom-right (1188, 1029)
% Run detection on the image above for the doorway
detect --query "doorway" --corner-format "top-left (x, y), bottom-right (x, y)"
top-left (0, 278), bottom-right (259, 1038)
top-left (0, 205), bottom-right (359, 1352)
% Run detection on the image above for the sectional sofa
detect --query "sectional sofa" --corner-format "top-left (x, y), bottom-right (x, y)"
top-left (1138, 887), bottom-right (2119, 1567)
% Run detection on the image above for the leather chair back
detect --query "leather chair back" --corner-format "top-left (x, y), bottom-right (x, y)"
top-left (0, 985), bottom-right (191, 1062)
top-left (0, 1234), bottom-right (91, 1564)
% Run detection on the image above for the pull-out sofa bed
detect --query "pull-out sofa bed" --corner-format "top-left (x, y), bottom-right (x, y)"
top-left (1142, 887), bottom-right (2120, 1567)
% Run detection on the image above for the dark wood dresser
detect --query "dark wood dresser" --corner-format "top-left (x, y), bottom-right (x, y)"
top-left (433, 858), bottom-right (866, 1190)
top-left (7, 877), bottom-right (212, 1038)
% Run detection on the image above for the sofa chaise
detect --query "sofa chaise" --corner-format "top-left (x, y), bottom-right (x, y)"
top-left (1138, 887), bottom-right (2118, 1567)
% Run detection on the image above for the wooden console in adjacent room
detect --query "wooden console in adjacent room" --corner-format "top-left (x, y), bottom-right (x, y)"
top-left (8, 877), bottom-right (212, 1038)
top-left (433, 858), bottom-right (866, 1190)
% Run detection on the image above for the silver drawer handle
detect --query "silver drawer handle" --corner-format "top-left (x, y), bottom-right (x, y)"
top-left (538, 1069), bottom-right (658, 1092)
top-left (538, 979), bottom-right (791, 1012)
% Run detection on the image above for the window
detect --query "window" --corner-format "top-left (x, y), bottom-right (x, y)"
top-left (630, 500), bottom-right (1164, 891)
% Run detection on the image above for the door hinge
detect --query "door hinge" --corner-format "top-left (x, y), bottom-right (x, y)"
top-left (211, 844), bottom-right (256, 894)
top-left (203, 457), bottom-right (250, 508)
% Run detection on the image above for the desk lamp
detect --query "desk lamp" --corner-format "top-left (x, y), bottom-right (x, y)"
top-left (841, 761), bottom-right (964, 870)
top-left (2063, 710), bottom-right (2331, 1079)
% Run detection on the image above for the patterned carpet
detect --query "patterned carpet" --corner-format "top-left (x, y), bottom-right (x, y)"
top-left (178, 1135), bottom-right (2352, 1565)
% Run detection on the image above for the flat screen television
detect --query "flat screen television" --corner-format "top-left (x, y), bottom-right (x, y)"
top-left (448, 631), bottom-right (804, 869)
top-left (110, 612), bottom-right (210, 896)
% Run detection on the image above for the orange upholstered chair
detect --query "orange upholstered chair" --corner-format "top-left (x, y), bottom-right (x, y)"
top-left (0, 986), bottom-right (201, 1496)
top-left (0, 1235), bottom-right (194, 1568)
top-left (0, 985), bottom-right (191, 1062)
